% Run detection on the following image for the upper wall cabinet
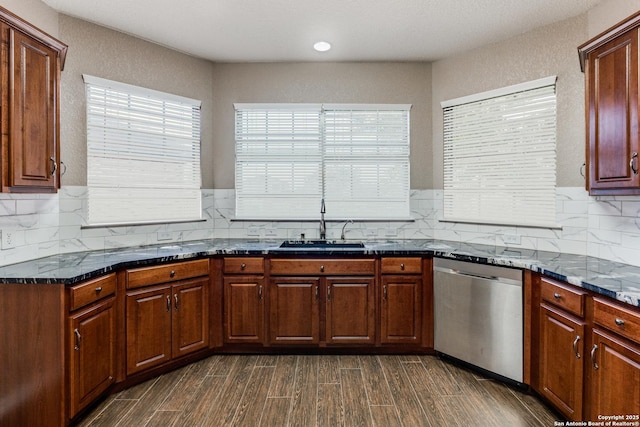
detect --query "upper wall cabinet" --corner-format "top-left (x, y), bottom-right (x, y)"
top-left (0, 7), bottom-right (67, 193)
top-left (579, 11), bottom-right (640, 196)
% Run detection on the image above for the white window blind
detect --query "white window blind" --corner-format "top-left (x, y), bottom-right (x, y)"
top-left (234, 103), bottom-right (411, 220)
top-left (84, 75), bottom-right (202, 226)
top-left (441, 76), bottom-right (557, 228)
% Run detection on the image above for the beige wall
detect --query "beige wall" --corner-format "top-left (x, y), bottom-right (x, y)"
top-left (0, 0), bottom-right (58, 36)
top-left (587, 0), bottom-right (640, 37)
top-left (58, 15), bottom-right (215, 187)
top-left (210, 62), bottom-right (432, 189)
top-left (431, 14), bottom-right (588, 189)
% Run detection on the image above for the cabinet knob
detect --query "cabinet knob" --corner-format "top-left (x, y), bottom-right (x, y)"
top-left (95, 286), bottom-right (102, 293)
top-left (615, 318), bottom-right (625, 326)
top-left (400, 263), bottom-right (405, 270)
top-left (170, 270), bottom-right (176, 278)
top-left (241, 263), bottom-right (246, 270)
top-left (553, 293), bottom-right (561, 299)
top-left (320, 265), bottom-right (325, 273)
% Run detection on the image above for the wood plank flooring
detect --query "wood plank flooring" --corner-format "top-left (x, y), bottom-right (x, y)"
top-left (77, 354), bottom-right (559, 427)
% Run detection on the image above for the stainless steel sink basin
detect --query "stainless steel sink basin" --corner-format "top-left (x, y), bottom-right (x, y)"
top-left (279, 240), bottom-right (365, 248)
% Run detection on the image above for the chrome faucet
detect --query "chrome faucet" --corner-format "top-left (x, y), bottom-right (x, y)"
top-left (341, 219), bottom-right (353, 240)
top-left (319, 198), bottom-right (326, 240)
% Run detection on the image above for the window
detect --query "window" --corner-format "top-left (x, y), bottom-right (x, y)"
top-left (84, 75), bottom-right (202, 226)
top-left (441, 76), bottom-right (557, 228)
top-left (234, 103), bottom-right (411, 220)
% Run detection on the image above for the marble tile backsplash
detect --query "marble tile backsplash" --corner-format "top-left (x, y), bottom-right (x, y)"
top-left (0, 186), bottom-right (639, 268)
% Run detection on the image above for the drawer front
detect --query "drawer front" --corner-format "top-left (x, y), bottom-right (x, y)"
top-left (126, 259), bottom-right (210, 289)
top-left (270, 258), bottom-right (375, 276)
top-left (381, 257), bottom-right (422, 274)
top-left (540, 277), bottom-right (586, 317)
top-left (223, 257), bottom-right (264, 274)
top-left (69, 273), bottom-right (117, 311)
top-left (594, 297), bottom-right (640, 343)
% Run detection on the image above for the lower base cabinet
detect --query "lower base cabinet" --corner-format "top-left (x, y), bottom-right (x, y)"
top-left (126, 277), bottom-right (209, 375)
top-left (588, 329), bottom-right (640, 420)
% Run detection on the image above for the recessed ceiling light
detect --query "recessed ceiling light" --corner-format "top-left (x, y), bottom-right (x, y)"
top-left (313, 41), bottom-right (331, 52)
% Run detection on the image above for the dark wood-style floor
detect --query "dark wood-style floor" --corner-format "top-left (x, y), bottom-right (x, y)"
top-left (77, 354), bottom-right (559, 427)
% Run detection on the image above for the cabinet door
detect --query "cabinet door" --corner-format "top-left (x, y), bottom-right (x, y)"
top-left (380, 276), bottom-right (422, 344)
top-left (326, 277), bottom-right (375, 344)
top-left (269, 277), bottom-right (320, 344)
top-left (224, 276), bottom-right (264, 343)
top-left (539, 304), bottom-right (585, 421)
top-left (126, 286), bottom-right (172, 375)
top-left (7, 28), bottom-right (58, 191)
top-left (589, 329), bottom-right (640, 420)
top-left (586, 27), bottom-right (640, 194)
top-left (172, 278), bottom-right (209, 358)
top-left (68, 297), bottom-right (116, 418)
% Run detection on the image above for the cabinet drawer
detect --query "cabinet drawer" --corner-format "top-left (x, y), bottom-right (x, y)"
top-left (126, 259), bottom-right (209, 289)
top-left (69, 274), bottom-right (117, 311)
top-left (540, 277), bottom-right (586, 317)
top-left (594, 297), bottom-right (640, 343)
top-left (223, 257), bottom-right (264, 274)
top-left (381, 257), bottom-right (422, 274)
top-left (270, 258), bottom-right (375, 276)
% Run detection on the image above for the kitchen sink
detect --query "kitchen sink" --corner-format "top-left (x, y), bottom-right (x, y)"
top-left (279, 240), bottom-right (365, 248)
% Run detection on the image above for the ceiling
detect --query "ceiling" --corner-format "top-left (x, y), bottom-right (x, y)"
top-left (43, 0), bottom-right (602, 62)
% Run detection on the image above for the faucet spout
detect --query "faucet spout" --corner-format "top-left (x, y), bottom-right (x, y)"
top-left (320, 198), bottom-right (326, 240)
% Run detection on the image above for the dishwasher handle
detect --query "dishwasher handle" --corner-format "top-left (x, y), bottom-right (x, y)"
top-left (434, 266), bottom-right (521, 286)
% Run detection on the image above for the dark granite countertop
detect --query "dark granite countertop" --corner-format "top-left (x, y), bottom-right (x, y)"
top-left (0, 238), bottom-right (638, 308)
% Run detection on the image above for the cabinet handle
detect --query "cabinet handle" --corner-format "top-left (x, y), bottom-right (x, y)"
top-left (572, 335), bottom-right (581, 359)
top-left (327, 285), bottom-right (331, 301)
top-left (580, 162), bottom-right (585, 178)
top-left (95, 286), bottom-right (102, 293)
top-left (166, 295), bottom-right (171, 312)
top-left (614, 318), bottom-right (625, 326)
top-left (315, 285), bottom-right (319, 301)
top-left (174, 294), bottom-right (179, 310)
top-left (50, 157), bottom-right (57, 176)
top-left (383, 285), bottom-right (387, 301)
top-left (170, 270), bottom-right (176, 278)
top-left (553, 293), bottom-right (561, 299)
top-left (73, 328), bottom-right (81, 350)
top-left (400, 263), bottom-right (405, 271)
top-left (590, 344), bottom-right (599, 370)
top-left (320, 265), bottom-right (325, 273)
top-left (631, 152), bottom-right (638, 175)
top-left (258, 285), bottom-right (263, 301)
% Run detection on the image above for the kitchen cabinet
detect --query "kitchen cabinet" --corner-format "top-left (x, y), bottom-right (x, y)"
top-left (268, 258), bottom-right (376, 345)
top-left (380, 257), bottom-right (423, 344)
top-left (579, 11), bottom-right (640, 195)
top-left (67, 274), bottom-right (116, 418)
top-left (0, 7), bottom-right (67, 193)
top-left (588, 298), bottom-right (640, 420)
top-left (223, 257), bottom-right (265, 344)
top-left (125, 259), bottom-right (209, 375)
top-left (537, 277), bottom-right (587, 421)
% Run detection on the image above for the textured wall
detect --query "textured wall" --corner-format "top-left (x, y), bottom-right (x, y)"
top-left (432, 14), bottom-right (587, 189)
top-left (58, 15), bottom-right (215, 187)
top-left (210, 62), bottom-right (432, 189)
top-left (587, 0), bottom-right (640, 37)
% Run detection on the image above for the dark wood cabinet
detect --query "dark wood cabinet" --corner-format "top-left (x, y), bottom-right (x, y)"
top-left (268, 258), bottom-right (376, 346)
top-left (223, 257), bottom-right (265, 344)
top-left (588, 329), bottom-right (640, 419)
top-left (325, 277), bottom-right (375, 344)
top-left (68, 297), bottom-right (116, 417)
top-left (539, 304), bottom-right (585, 420)
top-left (579, 11), bottom-right (640, 195)
top-left (380, 258), bottom-right (424, 345)
top-left (0, 7), bottom-right (67, 193)
top-left (269, 276), bottom-right (321, 344)
top-left (224, 276), bottom-right (265, 343)
top-left (125, 260), bottom-right (209, 375)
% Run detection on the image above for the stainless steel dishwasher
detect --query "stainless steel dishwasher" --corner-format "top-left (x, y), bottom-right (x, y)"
top-left (433, 258), bottom-right (523, 384)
